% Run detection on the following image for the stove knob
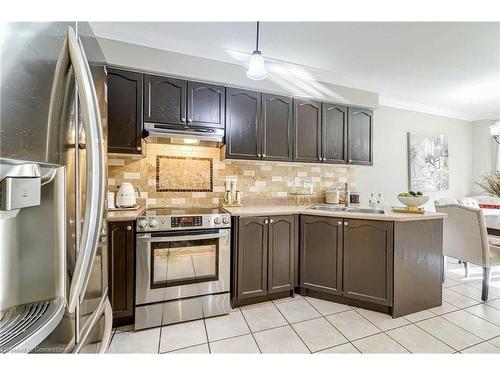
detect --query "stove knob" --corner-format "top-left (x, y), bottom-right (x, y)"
top-left (148, 218), bottom-right (158, 228)
top-left (214, 217), bottom-right (221, 225)
top-left (138, 219), bottom-right (148, 228)
top-left (222, 217), bottom-right (229, 224)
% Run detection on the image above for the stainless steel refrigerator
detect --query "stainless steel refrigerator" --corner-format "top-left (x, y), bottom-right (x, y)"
top-left (0, 22), bottom-right (112, 353)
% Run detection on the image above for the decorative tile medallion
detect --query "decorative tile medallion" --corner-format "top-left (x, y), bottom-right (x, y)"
top-left (156, 155), bottom-right (213, 192)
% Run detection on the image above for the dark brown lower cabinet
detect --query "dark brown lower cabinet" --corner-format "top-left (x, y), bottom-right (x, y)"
top-left (235, 215), bottom-right (295, 302)
top-left (343, 219), bottom-right (393, 306)
top-left (300, 215), bottom-right (343, 295)
top-left (108, 220), bottom-right (135, 327)
top-left (300, 215), bottom-right (394, 306)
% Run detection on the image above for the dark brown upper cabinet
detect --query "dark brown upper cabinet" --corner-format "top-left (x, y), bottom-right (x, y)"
top-left (343, 219), bottom-right (393, 306)
top-left (236, 216), bottom-right (269, 300)
top-left (226, 88), bottom-right (261, 159)
top-left (261, 94), bottom-right (293, 162)
top-left (300, 215), bottom-right (343, 295)
top-left (322, 103), bottom-right (348, 164)
top-left (144, 75), bottom-right (187, 126)
top-left (108, 220), bottom-right (135, 327)
top-left (187, 81), bottom-right (225, 129)
top-left (293, 99), bottom-right (322, 163)
top-left (107, 68), bottom-right (144, 154)
top-left (348, 107), bottom-right (373, 165)
top-left (235, 215), bottom-right (295, 302)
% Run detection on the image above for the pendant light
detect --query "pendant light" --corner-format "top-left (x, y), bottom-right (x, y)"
top-left (246, 21), bottom-right (267, 80)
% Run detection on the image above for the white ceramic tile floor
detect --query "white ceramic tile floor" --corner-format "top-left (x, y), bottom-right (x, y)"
top-left (108, 259), bottom-right (500, 353)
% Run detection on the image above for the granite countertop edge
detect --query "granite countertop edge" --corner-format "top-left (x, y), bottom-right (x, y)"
top-left (107, 205), bottom-right (147, 222)
top-left (221, 205), bottom-right (447, 222)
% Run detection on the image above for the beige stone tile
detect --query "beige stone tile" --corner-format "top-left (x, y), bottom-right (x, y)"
top-left (403, 309), bottom-right (436, 323)
top-left (108, 328), bottom-right (160, 353)
top-left (449, 284), bottom-right (498, 301)
top-left (429, 301), bottom-right (460, 315)
top-left (241, 304), bottom-right (288, 332)
top-left (488, 336), bottom-right (500, 348)
top-left (253, 326), bottom-right (309, 353)
top-left (209, 334), bottom-right (260, 354)
top-left (326, 310), bottom-right (381, 341)
top-left (465, 304), bottom-right (500, 326)
top-left (169, 344), bottom-right (210, 354)
top-left (275, 299), bottom-right (321, 324)
top-left (354, 308), bottom-right (410, 331)
top-left (315, 343), bottom-right (360, 354)
top-left (461, 342), bottom-right (500, 354)
top-left (442, 310), bottom-right (500, 340)
top-left (386, 324), bottom-right (454, 353)
top-left (442, 289), bottom-right (478, 308)
top-left (305, 297), bottom-right (352, 316)
top-left (416, 317), bottom-right (482, 351)
top-left (292, 317), bottom-right (347, 352)
top-left (352, 333), bottom-right (409, 353)
top-left (204, 310), bottom-right (250, 342)
top-left (159, 320), bottom-right (207, 353)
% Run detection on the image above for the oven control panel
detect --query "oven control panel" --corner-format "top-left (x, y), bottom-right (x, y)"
top-left (171, 216), bottom-right (202, 228)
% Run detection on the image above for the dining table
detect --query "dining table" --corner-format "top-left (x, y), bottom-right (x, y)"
top-left (485, 215), bottom-right (500, 236)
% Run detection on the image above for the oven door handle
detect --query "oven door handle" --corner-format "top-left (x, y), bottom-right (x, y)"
top-left (136, 232), bottom-right (227, 242)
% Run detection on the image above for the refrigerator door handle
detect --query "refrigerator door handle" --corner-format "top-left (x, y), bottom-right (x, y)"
top-left (66, 27), bottom-right (105, 313)
top-left (97, 299), bottom-right (113, 353)
top-left (76, 35), bottom-right (106, 304)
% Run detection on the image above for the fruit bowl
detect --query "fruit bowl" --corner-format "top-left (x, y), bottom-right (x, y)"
top-left (397, 195), bottom-right (429, 208)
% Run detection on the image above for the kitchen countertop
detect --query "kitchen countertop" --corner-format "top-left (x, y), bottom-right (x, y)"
top-left (221, 204), bottom-right (447, 222)
top-left (107, 205), bottom-right (146, 222)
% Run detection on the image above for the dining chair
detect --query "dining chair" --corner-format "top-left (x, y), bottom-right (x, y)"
top-left (435, 203), bottom-right (500, 301)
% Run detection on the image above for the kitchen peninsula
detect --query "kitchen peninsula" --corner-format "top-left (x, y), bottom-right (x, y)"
top-left (224, 204), bottom-right (446, 319)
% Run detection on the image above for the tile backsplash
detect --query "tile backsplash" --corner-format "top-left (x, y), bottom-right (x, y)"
top-left (108, 143), bottom-right (356, 208)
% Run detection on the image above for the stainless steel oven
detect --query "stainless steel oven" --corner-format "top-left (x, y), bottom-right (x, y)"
top-left (135, 208), bottom-right (231, 329)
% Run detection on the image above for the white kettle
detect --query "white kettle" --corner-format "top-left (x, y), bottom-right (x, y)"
top-left (116, 182), bottom-right (137, 208)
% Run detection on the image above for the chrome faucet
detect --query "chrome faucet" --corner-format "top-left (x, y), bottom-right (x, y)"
top-left (344, 183), bottom-right (350, 208)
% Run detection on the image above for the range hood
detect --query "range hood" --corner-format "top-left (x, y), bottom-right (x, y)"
top-left (144, 122), bottom-right (224, 147)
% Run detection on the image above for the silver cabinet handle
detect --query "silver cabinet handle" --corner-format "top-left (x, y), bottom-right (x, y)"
top-left (257, 153), bottom-right (262, 158)
top-left (136, 146), bottom-right (142, 151)
top-left (338, 221), bottom-right (342, 226)
top-left (127, 225), bottom-right (132, 231)
top-left (344, 221), bottom-right (349, 226)
top-left (188, 118), bottom-right (192, 123)
top-left (67, 27), bottom-right (105, 313)
top-left (269, 219), bottom-right (274, 224)
top-left (264, 219), bottom-right (269, 224)
top-left (181, 117), bottom-right (186, 122)
top-left (318, 157), bottom-right (322, 161)
top-left (262, 154), bottom-right (266, 158)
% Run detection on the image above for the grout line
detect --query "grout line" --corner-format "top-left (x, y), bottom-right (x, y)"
top-left (271, 298), bottom-right (312, 353)
top-left (202, 316), bottom-right (211, 353)
top-left (239, 307), bottom-right (262, 353)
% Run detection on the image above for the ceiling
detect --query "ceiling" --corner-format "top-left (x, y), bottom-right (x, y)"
top-left (91, 22), bottom-right (500, 121)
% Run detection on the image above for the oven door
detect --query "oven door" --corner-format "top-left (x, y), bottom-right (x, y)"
top-left (136, 229), bottom-right (230, 305)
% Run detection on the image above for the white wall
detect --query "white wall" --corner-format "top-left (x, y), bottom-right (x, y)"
top-left (355, 106), bottom-right (474, 210)
top-left (471, 120), bottom-right (496, 194)
top-left (97, 38), bottom-right (378, 109)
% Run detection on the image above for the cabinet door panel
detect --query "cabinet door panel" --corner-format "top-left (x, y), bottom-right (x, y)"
top-left (293, 99), bottom-right (322, 163)
top-left (348, 107), bottom-right (373, 165)
top-left (226, 88), bottom-right (261, 159)
top-left (108, 221), bottom-right (135, 325)
top-left (300, 215), bottom-right (343, 295)
top-left (237, 217), bottom-right (268, 299)
top-left (187, 81), bottom-right (225, 128)
top-left (107, 69), bottom-right (143, 154)
top-left (343, 219), bottom-right (393, 305)
top-left (144, 75), bottom-right (186, 126)
top-left (322, 103), bottom-right (347, 164)
top-left (262, 94), bottom-right (292, 161)
top-left (268, 216), bottom-right (295, 294)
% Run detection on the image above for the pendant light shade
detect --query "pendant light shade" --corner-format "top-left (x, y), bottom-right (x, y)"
top-left (246, 22), bottom-right (267, 80)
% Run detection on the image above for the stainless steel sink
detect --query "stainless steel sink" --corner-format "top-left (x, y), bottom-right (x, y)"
top-left (307, 205), bottom-right (385, 215)
top-left (307, 205), bottom-right (347, 212)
